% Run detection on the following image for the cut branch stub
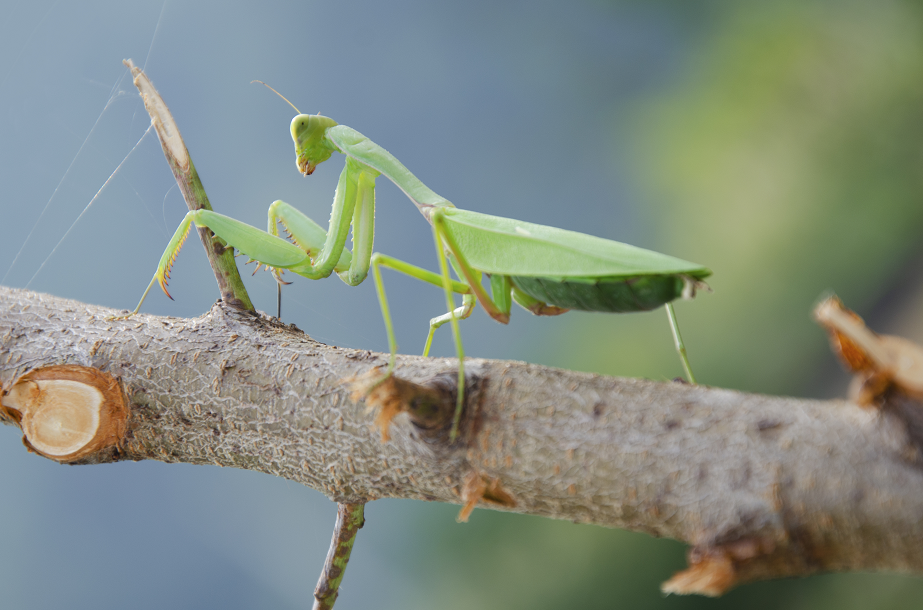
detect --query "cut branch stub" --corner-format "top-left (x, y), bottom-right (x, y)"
top-left (458, 470), bottom-right (517, 522)
top-left (0, 365), bottom-right (128, 463)
top-left (661, 549), bottom-right (735, 597)
top-left (814, 294), bottom-right (923, 404)
top-left (123, 59), bottom-right (188, 172)
top-left (346, 368), bottom-right (463, 443)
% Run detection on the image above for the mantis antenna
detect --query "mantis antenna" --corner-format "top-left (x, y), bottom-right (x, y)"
top-left (251, 80), bottom-right (300, 318)
top-left (251, 80), bottom-right (301, 114)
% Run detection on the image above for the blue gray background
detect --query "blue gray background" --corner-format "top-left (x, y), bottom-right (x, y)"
top-left (3, 0), bottom-right (923, 608)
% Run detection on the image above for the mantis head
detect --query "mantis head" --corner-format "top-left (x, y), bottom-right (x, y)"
top-left (291, 114), bottom-right (338, 175)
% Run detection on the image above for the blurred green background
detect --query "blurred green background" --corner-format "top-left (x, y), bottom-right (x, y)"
top-left (2, 0), bottom-right (923, 608)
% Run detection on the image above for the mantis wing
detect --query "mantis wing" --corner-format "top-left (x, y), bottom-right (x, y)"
top-left (324, 127), bottom-right (708, 279)
top-left (439, 208), bottom-right (711, 280)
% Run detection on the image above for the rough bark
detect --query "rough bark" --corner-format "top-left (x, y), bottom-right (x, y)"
top-left (2, 285), bottom-right (923, 591)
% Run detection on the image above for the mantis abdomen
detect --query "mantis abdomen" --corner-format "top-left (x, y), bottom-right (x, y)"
top-left (511, 274), bottom-right (693, 313)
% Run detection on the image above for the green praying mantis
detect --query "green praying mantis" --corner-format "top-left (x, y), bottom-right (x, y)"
top-left (130, 100), bottom-right (711, 440)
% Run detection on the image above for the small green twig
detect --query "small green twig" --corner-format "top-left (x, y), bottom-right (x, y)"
top-left (313, 502), bottom-right (365, 610)
top-left (123, 59), bottom-right (254, 311)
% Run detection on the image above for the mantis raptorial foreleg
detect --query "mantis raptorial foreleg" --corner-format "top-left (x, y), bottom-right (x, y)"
top-left (128, 207), bottom-right (344, 315)
top-left (129, 156), bottom-right (380, 316)
top-left (267, 157), bottom-right (378, 283)
top-left (265, 159), bottom-right (377, 316)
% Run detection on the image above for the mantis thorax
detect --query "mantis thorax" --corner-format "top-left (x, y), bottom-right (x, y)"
top-left (291, 114), bottom-right (338, 175)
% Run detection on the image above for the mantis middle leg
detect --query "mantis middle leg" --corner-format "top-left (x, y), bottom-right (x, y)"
top-left (369, 253), bottom-right (472, 370)
top-left (369, 251), bottom-right (476, 441)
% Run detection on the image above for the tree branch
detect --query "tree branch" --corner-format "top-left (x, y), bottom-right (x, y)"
top-left (313, 502), bottom-right (365, 610)
top-left (122, 59), bottom-right (253, 312)
top-left (3, 285), bottom-right (923, 593)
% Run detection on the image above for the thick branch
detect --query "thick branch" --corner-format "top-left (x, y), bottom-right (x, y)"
top-left (2, 285), bottom-right (923, 591)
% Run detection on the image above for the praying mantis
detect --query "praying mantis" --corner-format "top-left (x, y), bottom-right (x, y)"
top-left (130, 104), bottom-right (711, 440)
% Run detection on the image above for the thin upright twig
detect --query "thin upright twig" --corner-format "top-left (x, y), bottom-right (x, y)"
top-left (123, 59), bottom-right (253, 311)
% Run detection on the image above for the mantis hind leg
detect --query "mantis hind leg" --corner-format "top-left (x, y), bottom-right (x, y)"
top-left (432, 224), bottom-right (467, 441)
top-left (429, 211), bottom-right (523, 440)
top-left (665, 302), bottom-right (696, 384)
